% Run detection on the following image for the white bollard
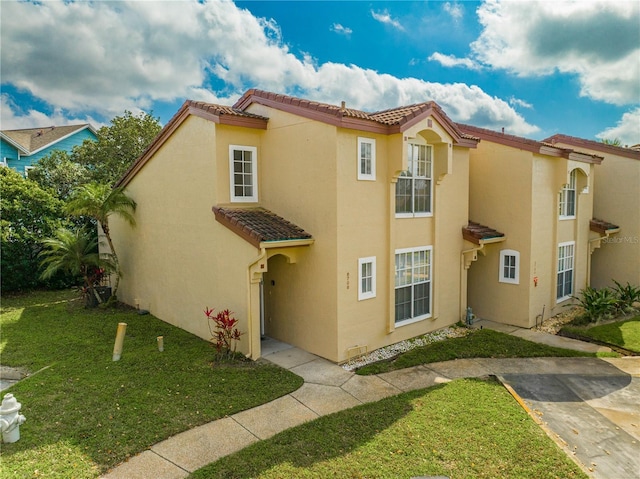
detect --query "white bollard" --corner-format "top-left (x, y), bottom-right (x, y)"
top-left (0, 393), bottom-right (26, 443)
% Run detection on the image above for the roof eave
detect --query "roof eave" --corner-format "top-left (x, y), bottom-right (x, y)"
top-left (260, 238), bottom-right (315, 249)
top-left (0, 133), bottom-right (29, 154)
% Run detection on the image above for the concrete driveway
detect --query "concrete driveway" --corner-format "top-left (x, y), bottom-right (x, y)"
top-left (496, 357), bottom-right (639, 479)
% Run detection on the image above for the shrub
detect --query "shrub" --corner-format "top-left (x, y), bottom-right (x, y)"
top-left (204, 307), bottom-right (244, 361)
top-left (612, 280), bottom-right (640, 313)
top-left (572, 287), bottom-right (619, 323)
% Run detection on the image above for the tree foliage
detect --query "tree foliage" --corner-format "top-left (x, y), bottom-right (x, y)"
top-left (0, 167), bottom-right (72, 291)
top-left (600, 138), bottom-right (622, 146)
top-left (29, 150), bottom-right (89, 201)
top-left (73, 110), bottom-right (162, 185)
top-left (39, 227), bottom-right (115, 305)
top-left (66, 182), bottom-right (137, 297)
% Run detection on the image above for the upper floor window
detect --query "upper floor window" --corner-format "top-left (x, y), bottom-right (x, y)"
top-left (357, 137), bottom-right (376, 181)
top-left (499, 249), bottom-right (519, 284)
top-left (395, 246), bottom-right (432, 325)
top-left (557, 242), bottom-right (575, 301)
top-left (559, 170), bottom-right (576, 219)
top-left (229, 145), bottom-right (257, 202)
top-left (395, 143), bottom-right (432, 217)
top-left (24, 165), bottom-right (35, 178)
top-left (358, 256), bottom-right (376, 300)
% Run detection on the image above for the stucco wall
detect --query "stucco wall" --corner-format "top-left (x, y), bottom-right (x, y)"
top-left (247, 105), bottom-right (340, 360)
top-left (552, 144), bottom-right (640, 288)
top-left (467, 141), bottom-right (533, 327)
top-left (110, 115), bottom-right (260, 354)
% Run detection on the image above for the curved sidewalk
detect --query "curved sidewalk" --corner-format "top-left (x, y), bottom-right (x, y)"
top-left (102, 329), bottom-right (639, 479)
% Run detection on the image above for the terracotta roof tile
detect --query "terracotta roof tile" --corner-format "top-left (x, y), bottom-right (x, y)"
top-left (590, 218), bottom-right (620, 235)
top-left (544, 134), bottom-right (640, 161)
top-left (213, 206), bottom-right (312, 248)
top-left (463, 221), bottom-right (505, 245)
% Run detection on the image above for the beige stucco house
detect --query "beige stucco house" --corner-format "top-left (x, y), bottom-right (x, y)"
top-left (111, 89), bottom-right (487, 363)
top-left (544, 135), bottom-right (640, 289)
top-left (458, 124), bottom-right (620, 328)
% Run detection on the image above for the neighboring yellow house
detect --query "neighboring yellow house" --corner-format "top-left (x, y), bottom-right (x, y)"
top-left (544, 135), bottom-right (640, 289)
top-left (458, 124), bottom-right (617, 328)
top-left (111, 90), bottom-right (484, 363)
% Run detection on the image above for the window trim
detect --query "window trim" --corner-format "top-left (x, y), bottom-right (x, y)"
top-left (556, 241), bottom-right (575, 302)
top-left (559, 170), bottom-right (577, 219)
top-left (357, 137), bottom-right (376, 181)
top-left (358, 256), bottom-right (376, 301)
top-left (229, 145), bottom-right (258, 203)
top-left (394, 245), bottom-right (432, 326)
top-left (499, 249), bottom-right (520, 284)
top-left (395, 142), bottom-right (433, 218)
top-left (24, 165), bottom-right (35, 177)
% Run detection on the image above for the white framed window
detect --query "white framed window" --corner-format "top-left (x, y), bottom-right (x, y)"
top-left (557, 241), bottom-right (575, 301)
top-left (229, 145), bottom-right (258, 202)
top-left (357, 137), bottom-right (376, 181)
top-left (358, 256), bottom-right (376, 300)
top-left (499, 249), bottom-right (520, 284)
top-left (394, 246), bottom-right (432, 325)
top-left (559, 170), bottom-right (577, 219)
top-left (0, 158), bottom-right (8, 167)
top-left (24, 165), bottom-right (35, 177)
top-left (395, 143), bottom-right (432, 217)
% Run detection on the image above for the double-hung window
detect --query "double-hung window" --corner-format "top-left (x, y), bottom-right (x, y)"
top-left (357, 137), bottom-right (376, 181)
top-left (557, 242), bottom-right (575, 301)
top-left (358, 257), bottom-right (376, 300)
top-left (396, 143), bottom-right (432, 216)
top-left (559, 170), bottom-right (576, 218)
top-left (229, 145), bottom-right (257, 202)
top-left (499, 249), bottom-right (519, 284)
top-left (394, 246), bottom-right (432, 325)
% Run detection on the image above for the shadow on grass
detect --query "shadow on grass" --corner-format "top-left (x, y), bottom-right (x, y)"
top-left (190, 384), bottom-right (447, 479)
top-left (0, 290), bottom-right (303, 477)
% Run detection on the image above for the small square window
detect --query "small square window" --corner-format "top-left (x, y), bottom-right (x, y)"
top-left (358, 256), bottom-right (376, 300)
top-left (357, 137), bottom-right (376, 181)
top-left (499, 249), bottom-right (519, 284)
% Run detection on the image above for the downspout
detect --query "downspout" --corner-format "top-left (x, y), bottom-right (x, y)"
top-left (460, 243), bottom-right (485, 322)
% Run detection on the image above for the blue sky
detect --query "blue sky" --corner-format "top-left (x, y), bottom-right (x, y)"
top-left (1, 0), bottom-right (639, 144)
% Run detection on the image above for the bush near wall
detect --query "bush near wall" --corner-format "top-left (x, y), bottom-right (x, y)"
top-left (573, 281), bottom-right (640, 323)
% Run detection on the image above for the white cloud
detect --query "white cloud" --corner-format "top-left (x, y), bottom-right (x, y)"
top-left (508, 97), bottom-right (533, 110)
top-left (443, 2), bottom-right (464, 21)
top-left (331, 23), bottom-right (352, 36)
top-left (596, 108), bottom-right (640, 147)
top-left (371, 9), bottom-right (404, 30)
top-left (0, 94), bottom-right (103, 130)
top-left (471, 0), bottom-right (640, 105)
top-left (428, 52), bottom-right (481, 71)
top-left (0, 0), bottom-right (537, 135)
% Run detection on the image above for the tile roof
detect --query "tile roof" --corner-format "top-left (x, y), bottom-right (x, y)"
top-left (590, 218), bottom-right (620, 235)
top-left (212, 206), bottom-right (312, 248)
top-left (458, 124), bottom-right (603, 164)
top-left (1, 124), bottom-right (93, 154)
top-left (544, 134), bottom-right (640, 161)
top-left (463, 221), bottom-right (506, 245)
top-left (233, 89), bottom-right (476, 144)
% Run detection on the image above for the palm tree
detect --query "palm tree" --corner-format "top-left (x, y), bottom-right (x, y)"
top-left (39, 227), bottom-right (115, 305)
top-left (66, 182), bottom-right (136, 297)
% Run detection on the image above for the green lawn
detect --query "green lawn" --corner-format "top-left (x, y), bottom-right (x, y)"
top-left (356, 328), bottom-right (602, 375)
top-left (0, 290), bottom-right (303, 478)
top-left (561, 316), bottom-right (640, 353)
top-left (190, 377), bottom-right (587, 479)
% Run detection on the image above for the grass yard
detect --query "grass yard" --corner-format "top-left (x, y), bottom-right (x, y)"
top-left (190, 377), bottom-right (587, 479)
top-left (0, 289), bottom-right (303, 478)
top-left (356, 328), bottom-right (603, 375)
top-left (560, 315), bottom-right (640, 353)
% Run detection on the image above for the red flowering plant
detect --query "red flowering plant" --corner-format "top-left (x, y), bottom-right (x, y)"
top-left (204, 307), bottom-right (245, 361)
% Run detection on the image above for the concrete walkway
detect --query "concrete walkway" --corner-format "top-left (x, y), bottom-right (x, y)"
top-left (101, 324), bottom-right (639, 479)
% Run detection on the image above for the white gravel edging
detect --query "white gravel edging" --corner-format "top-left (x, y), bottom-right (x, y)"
top-left (341, 326), bottom-right (470, 371)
